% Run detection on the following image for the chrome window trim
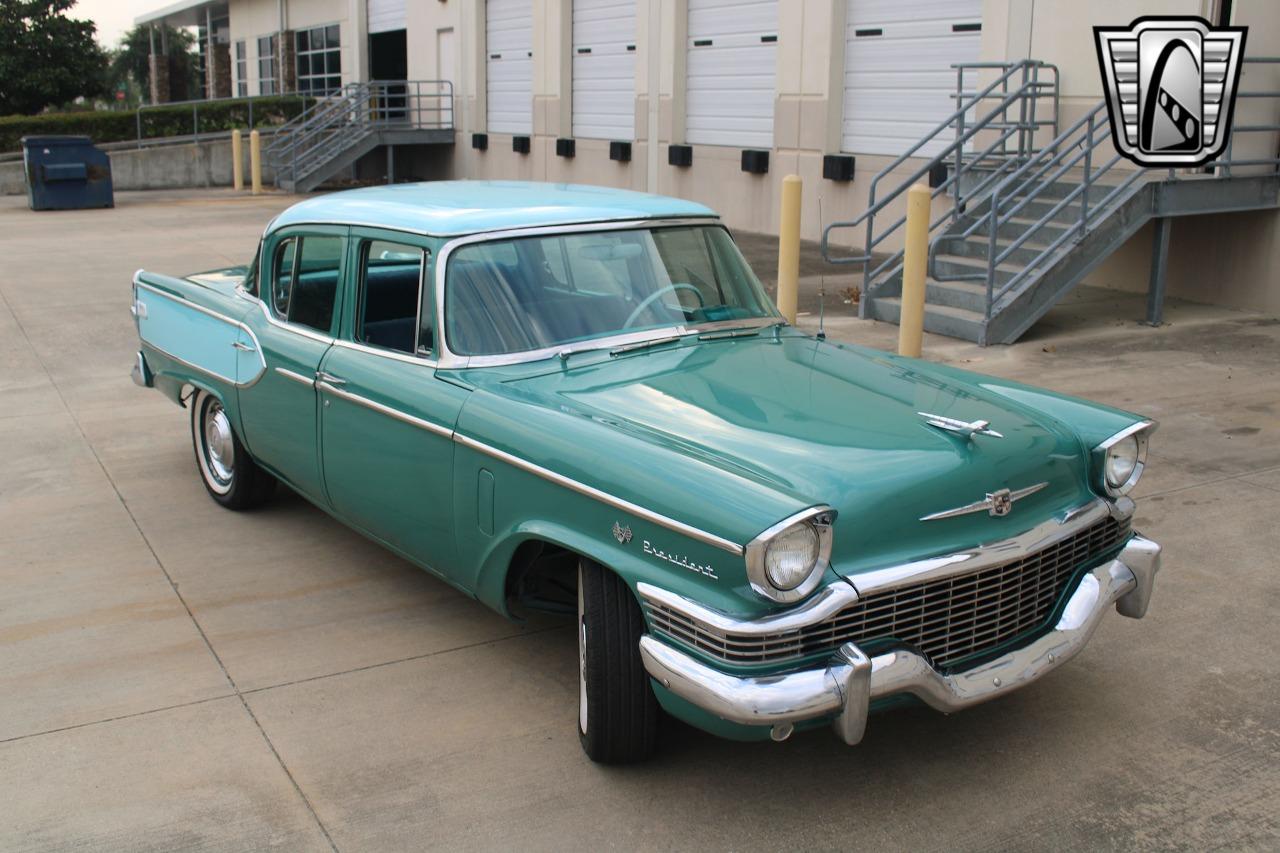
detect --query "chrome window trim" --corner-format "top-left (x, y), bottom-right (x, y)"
top-left (268, 235), bottom-right (299, 322)
top-left (318, 381), bottom-right (453, 438)
top-left (743, 506), bottom-right (836, 603)
top-left (638, 497), bottom-right (1137, 637)
top-left (332, 338), bottom-right (440, 368)
top-left (1097, 420), bottom-right (1156, 497)
top-left (430, 218), bottom-right (785, 369)
top-left (133, 279), bottom-right (267, 386)
top-left (453, 432), bottom-right (744, 555)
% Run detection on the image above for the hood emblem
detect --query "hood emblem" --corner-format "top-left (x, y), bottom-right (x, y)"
top-left (918, 412), bottom-right (1004, 440)
top-left (612, 522), bottom-right (633, 544)
top-left (920, 482), bottom-right (1048, 522)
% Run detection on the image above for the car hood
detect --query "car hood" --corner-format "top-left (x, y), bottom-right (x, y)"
top-left (470, 332), bottom-right (1096, 579)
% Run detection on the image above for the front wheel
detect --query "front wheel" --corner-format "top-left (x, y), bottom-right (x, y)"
top-left (190, 389), bottom-right (276, 510)
top-left (577, 559), bottom-right (659, 763)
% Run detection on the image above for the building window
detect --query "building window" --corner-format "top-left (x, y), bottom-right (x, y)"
top-left (296, 25), bottom-right (341, 94)
top-left (235, 41), bottom-right (247, 97)
top-left (257, 35), bottom-right (278, 95)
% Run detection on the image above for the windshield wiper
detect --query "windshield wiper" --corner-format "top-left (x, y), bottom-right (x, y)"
top-left (608, 334), bottom-right (684, 356)
top-left (697, 320), bottom-right (785, 341)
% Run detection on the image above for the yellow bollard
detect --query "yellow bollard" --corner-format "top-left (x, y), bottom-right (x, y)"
top-left (249, 129), bottom-right (262, 195)
top-left (776, 174), bottom-right (802, 324)
top-left (898, 184), bottom-right (931, 358)
top-left (231, 128), bottom-right (244, 191)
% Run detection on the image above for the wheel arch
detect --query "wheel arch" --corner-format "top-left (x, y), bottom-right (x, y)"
top-left (473, 521), bottom-right (656, 620)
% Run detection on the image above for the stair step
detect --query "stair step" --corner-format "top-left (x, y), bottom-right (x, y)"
top-left (939, 238), bottom-right (1047, 266)
top-left (925, 278), bottom-right (990, 313)
top-left (933, 256), bottom-right (1018, 286)
top-left (871, 297), bottom-right (986, 343)
top-left (954, 213), bottom-right (1074, 243)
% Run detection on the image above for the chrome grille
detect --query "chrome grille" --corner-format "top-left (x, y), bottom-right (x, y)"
top-left (647, 515), bottom-right (1131, 669)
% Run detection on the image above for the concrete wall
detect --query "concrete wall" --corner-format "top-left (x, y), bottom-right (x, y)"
top-left (0, 138), bottom-right (278, 196)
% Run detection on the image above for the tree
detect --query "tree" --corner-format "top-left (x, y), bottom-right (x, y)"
top-left (109, 24), bottom-right (201, 103)
top-left (0, 0), bottom-right (109, 115)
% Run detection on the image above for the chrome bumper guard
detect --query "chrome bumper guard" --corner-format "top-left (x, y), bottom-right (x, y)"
top-left (131, 350), bottom-right (153, 388)
top-left (639, 534), bottom-right (1160, 745)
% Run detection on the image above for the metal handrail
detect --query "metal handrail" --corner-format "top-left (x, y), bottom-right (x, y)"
top-left (820, 60), bottom-right (1059, 313)
top-left (940, 55), bottom-right (1279, 322)
top-left (135, 91), bottom-right (313, 148)
top-left (266, 79), bottom-right (455, 187)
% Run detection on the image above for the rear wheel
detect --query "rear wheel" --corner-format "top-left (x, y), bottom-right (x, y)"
top-left (191, 389), bottom-right (275, 509)
top-left (577, 559), bottom-right (659, 763)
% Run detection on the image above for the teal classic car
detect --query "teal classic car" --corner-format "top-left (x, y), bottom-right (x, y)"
top-left (130, 181), bottom-right (1160, 763)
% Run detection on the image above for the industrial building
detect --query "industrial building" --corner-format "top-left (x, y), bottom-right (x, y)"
top-left (134, 0), bottom-right (1279, 340)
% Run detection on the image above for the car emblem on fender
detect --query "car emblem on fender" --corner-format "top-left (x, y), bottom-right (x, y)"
top-left (612, 522), bottom-right (633, 544)
top-left (920, 482), bottom-right (1048, 521)
top-left (1094, 16), bottom-right (1246, 167)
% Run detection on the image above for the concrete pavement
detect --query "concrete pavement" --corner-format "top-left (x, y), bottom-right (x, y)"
top-left (1, 188), bottom-right (1278, 851)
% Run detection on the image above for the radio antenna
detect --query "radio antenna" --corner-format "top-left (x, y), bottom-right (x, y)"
top-left (817, 195), bottom-right (827, 341)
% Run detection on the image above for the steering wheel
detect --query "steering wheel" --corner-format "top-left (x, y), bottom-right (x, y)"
top-left (623, 284), bottom-right (705, 329)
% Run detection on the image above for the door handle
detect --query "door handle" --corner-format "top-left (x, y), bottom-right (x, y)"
top-left (231, 341), bottom-right (256, 352)
top-left (316, 371), bottom-right (346, 386)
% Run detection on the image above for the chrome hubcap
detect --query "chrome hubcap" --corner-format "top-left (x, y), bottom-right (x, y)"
top-left (578, 565), bottom-right (588, 735)
top-left (203, 403), bottom-right (235, 484)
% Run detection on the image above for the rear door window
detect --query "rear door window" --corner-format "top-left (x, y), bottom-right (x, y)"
top-left (356, 240), bottom-right (427, 355)
top-left (272, 235), bottom-right (342, 334)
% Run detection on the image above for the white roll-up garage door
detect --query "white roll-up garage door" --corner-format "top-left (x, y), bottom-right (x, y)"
top-left (486, 0), bottom-right (533, 134)
top-left (572, 0), bottom-right (636, 140)
top-left (841, 0), bottom-right (982, 157)
top-left (367, 0), bottom-right (406, 34)
top-left (686, 0), bottom-right (777, 148)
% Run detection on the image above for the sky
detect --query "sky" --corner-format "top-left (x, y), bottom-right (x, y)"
top-left (72, 0), bottom-right (167, 49)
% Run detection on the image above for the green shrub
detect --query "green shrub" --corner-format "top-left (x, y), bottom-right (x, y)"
top-left (0, 95), bottom-right (314, 152)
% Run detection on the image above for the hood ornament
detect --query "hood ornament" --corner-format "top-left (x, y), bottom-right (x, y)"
top-left (918, 412), bottom-right (1004, 440)
top-left (920, 482), bottom-right (1049, 522)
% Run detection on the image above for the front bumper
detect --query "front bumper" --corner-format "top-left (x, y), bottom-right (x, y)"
top-left (639, 534), bottom-right (1160, 745)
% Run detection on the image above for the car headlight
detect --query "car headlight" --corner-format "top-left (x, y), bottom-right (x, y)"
top-left (745, 507), bottom-right (835, 603)
top-left (1097, 422), bottom-right (1155, 497)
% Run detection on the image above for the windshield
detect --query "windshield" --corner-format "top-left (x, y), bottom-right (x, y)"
top-left (443, 224), bottom-right (779, 357)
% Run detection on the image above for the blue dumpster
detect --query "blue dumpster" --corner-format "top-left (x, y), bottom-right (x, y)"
top-left (21, 136), bottom-right (114, 211)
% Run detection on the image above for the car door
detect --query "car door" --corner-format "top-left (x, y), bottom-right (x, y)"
top-left (317, 230), bottom-right (470, 575)
top-left (236, 225), bottom-right (347, 501)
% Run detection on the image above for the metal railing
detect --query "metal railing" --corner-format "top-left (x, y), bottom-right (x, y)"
top-left (934, 56), bottom-right (1279, 322)
top-left (134, 92), bottom-right (313, 148)
top-left (266, 80), bottom-right (454, 188)
top-left (820, 60), bottom-right (1059, 314)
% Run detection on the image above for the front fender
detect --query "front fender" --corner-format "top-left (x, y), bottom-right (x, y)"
top-left (471, 513), bottom-right (765, 620)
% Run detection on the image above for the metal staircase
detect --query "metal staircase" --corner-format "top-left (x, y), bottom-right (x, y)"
top-left (267, 80), bottom-right (455, 193)
top-left (823, 59), bottom-right (1280, 345)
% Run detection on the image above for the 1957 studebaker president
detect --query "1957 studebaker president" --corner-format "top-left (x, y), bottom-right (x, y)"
top-left (130, 181), bottom-right (1160, 763)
